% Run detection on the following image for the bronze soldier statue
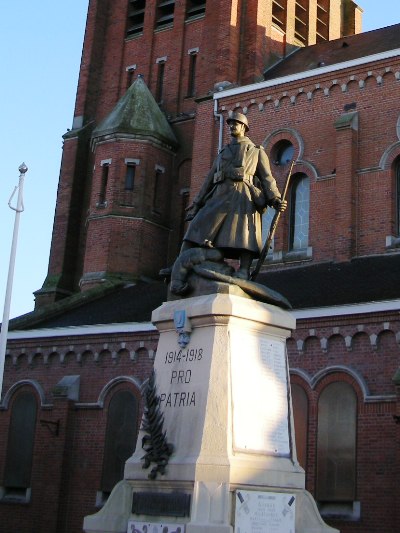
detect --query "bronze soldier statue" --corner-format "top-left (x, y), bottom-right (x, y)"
top-left (172, 112), bottom-right (286, 290)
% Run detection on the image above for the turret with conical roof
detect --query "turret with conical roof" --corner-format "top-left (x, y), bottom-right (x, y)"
top-left (78, 75), bottom-right (180, 289)
top-left (92, 76), bottom-right (178, 151)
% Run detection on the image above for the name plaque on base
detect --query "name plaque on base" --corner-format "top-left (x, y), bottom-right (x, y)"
top-left (230, 330), bottom-right (290, 455)
top-left (131, 492), bottom-right (191, 517)
top-left (127, 521), bottom-right (184, 533)
top-left (235, 490), bottom-right (295, 533)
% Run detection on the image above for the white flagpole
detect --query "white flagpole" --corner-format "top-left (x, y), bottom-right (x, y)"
top-left (0, 163), bottom-right (28, 400)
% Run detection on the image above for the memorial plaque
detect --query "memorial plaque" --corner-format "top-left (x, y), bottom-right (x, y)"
top-left (132, 492), bottom-right (191, 517)
top-left (230, 331), bottom-right (290, 455)
top-left (127, 521), bottom-right (185, 533)
top-left (235, 490), bottom-right (295, 533)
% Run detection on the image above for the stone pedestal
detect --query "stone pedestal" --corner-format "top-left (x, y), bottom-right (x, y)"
top-left (84, 292), bottom-right (338, 533)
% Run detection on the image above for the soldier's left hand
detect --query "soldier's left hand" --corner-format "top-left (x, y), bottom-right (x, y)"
top-left (273, 198), bottom-right (288, 212)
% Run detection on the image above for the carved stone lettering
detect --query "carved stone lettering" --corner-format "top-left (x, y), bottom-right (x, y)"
top-left (157, 345), bottom-right (205, 409)
top-left (159, 391), bottom-right (196, 408)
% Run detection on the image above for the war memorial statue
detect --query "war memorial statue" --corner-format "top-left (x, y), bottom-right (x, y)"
top-left (128, 114), bottom-right (335, 533)
top-left (168, 112), bottom-right (289, 306)
top-left (85, 113), bottom-right (338, 533)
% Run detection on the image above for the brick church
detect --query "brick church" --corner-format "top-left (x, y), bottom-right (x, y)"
top-left (1, 1), bottom-right (400, 532)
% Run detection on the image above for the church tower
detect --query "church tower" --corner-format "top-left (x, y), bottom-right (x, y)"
top-left (35, 0), bottom-right (362, 307)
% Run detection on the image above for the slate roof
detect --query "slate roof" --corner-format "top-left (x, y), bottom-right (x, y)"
top-left (258, 254), bottom-right (400, 310)
top-left (92, 76), bottom-right (178, 148)
top-left (7, 254), bottom-right (400, 331)
top-left (264, 23), bottom-right (400, 81)
top-left (32, 280), bottom-right (168, 328)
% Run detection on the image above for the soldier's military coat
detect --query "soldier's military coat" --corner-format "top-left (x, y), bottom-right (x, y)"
top-left (183, 136), bottom-right (281, 258)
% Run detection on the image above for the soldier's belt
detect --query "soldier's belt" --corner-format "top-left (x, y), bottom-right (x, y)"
top-left (213, 167), bottom-right (248, 183)
top-left (229, 167), bottom-right (245, 180)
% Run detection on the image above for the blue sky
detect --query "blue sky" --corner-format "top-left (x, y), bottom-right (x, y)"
top-left (0, 1), bottom-right (397, 319)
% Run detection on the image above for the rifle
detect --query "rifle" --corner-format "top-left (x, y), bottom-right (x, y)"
top-left (250, 160), bottom-right (295, 281)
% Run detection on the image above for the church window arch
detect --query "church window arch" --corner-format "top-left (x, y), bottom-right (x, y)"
top-left (289, 173), bottom-right (310, 251)
top-left (291, 383), bottom-right (309, 470)
top-left (395, 157), bottom-right (400, 235)
top-left (99, 389), bottom-right (139, 503)
top-left (2, 391), bottom-right (38, 502)
top-left (316, 382), bottom-right (357, 506)
top-left (272, 139), bottom-right (294, 167)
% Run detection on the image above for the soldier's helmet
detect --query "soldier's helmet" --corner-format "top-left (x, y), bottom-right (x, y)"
top-left (227, 112), bottom-right (249, 132)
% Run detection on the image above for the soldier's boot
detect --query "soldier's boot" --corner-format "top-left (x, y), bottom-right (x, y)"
top-left (234, 251), bottom-right (255, 280)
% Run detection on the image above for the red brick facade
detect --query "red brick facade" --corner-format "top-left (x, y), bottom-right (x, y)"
top-left (0, 328), bottom-right (156, 533)
top-left (2, 1), bottom-right (400, 533)
top-left (36, 0), bottom-right (362, 305)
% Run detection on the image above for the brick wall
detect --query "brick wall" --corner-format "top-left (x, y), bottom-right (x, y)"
top-left (1, 305), bottom-right (399, 533)
top-left (288, 310), bottom-right (400, 532)
top-left (0, 331), bottom-right (157, 533)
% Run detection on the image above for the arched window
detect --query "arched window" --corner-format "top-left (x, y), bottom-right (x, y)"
top-left (100, 390), bottom-right (139, 497)
top-left (291, 383), bottom-right (308, 469)
top-left (2, 391), bottom-right (37, 501)
top-left (272, 140), bottom-right (294, 167)
top-left (396, 158), bottom-right (400, 235)
top-left (316, 382), bottom-right (357, 504)
top-left (289, 173), bottom-right (310, 251)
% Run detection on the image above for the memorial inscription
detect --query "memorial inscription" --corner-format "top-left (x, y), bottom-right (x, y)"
top-left (230, 330), bottom-right (290, 455)
top-left (158, 346), bottom-right (206, 410)
top-left (235, 490), bottom-right (295, 533)
top-left (164, 348), bottom-right (203, 364)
